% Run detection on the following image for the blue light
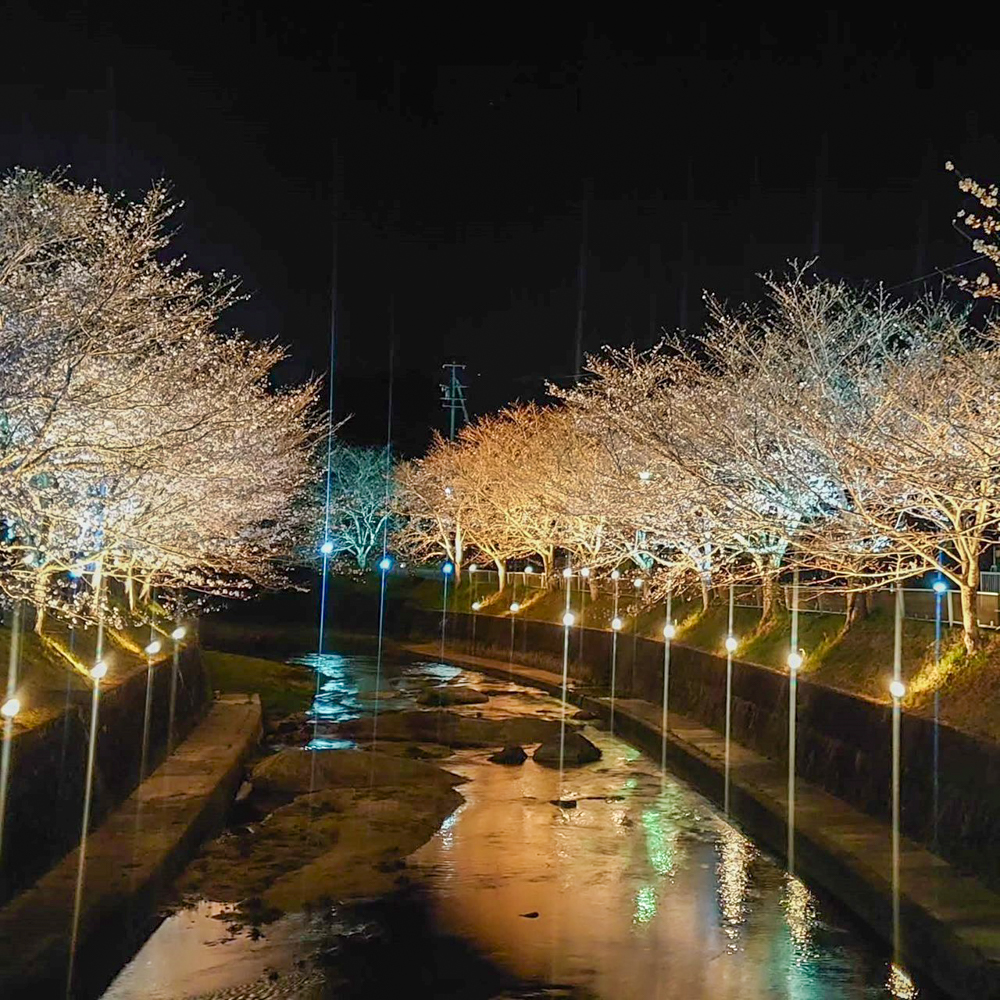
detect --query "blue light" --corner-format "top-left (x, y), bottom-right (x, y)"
top-left (320, 540), bottom-right (334, 556)
top-left (933, 580), bottom-right (947, 594)
top-left (378, 555), bottom-right (393, 572)
top-left (442, 561), bottom-right (454, 576)
top-left (68, 568), bottom-right (83, 579)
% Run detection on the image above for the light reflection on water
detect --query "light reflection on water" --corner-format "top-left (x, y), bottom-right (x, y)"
top-left (101, 652), bottom-right (930, 1000)
top-left (409, 719), bottom-right (931, 999)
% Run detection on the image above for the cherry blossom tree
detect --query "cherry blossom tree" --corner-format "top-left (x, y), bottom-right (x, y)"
top-left (0, 169), bottom-right (320, 630)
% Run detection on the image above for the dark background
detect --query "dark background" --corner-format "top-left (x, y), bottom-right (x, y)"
top-left (0, 5), bottom-right (995, 453)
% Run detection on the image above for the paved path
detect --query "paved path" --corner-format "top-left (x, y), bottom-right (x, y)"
top-left (0, 693), bottom-right (261, 999)
top-left (406, 642), bottom-right (1000, 1000)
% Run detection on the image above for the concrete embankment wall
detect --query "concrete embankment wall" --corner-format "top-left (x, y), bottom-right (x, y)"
top-left (0, 645), bottom-right (209, 904)
top-left (403, 608), bottom-right (1000, 892)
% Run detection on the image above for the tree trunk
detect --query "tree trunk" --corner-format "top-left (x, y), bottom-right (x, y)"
top-left (699, 575), bottom-right (710, 611)
top-left (759, 570), bottom-right (785, 628)
top-left (843, 590), bottom-right (869, 633)
top-left (495, 559), bottom-right (506, 593)
top-left (589, 578), bottom-right (599, 601)
top-left (541, 550), bottom-right (553, 580)
top-left (453, 527), bottom-right (464, 584)
top-left (33, 568), bottom-right (50, 635)
top-left (960, 576), bottom-right (981, 654)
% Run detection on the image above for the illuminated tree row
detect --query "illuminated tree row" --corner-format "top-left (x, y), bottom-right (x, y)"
top-left (396, 272), bottom-right (1000, 654)
top-left (0, 170), bottom-right (321, 631)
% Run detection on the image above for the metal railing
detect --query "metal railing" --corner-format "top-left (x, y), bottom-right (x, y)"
top-left (460, 569), bottom-right (1000, 628)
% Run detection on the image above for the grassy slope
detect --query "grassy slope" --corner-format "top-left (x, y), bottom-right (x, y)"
top-left (201, 649), bottom-right (314, 717)
top-left (400, 573), bottom-right (1000, 739)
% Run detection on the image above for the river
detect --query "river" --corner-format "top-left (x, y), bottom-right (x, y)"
top-left (100, 649), bottom-right (934, 999)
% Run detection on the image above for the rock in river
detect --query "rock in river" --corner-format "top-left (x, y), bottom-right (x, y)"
top-left (417, 686), bottom-right (489, 707)
top-left (532, 732), bottom-right (602, 767)
top-left (488, 745), bottom-right (527, 765)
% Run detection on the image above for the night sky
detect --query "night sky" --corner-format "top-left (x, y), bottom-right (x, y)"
top-left (1, 6), bottom-right (995, 453)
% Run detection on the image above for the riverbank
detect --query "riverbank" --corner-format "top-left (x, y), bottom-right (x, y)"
top-left (405, 640), bottom-right (1000, 1000)
top-left (0, 693), bottom-right (261, 1000)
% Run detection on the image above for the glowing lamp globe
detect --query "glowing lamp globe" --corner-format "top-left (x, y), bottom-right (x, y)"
top-left (611, 569), bottom-right (621, 581)
top-left (378, 556), bottom-right (393, 572)
top-left (442, 562), bottom-right (454, 576)
top-left (510, 602), bottom-right (521, 613)
top-left (444, 486), bottom-right (453, 496)
top-left (562, 612), bottom-right (576, 627)
top-left (145, 639), bottom-right (162, 656)
top-left (724, 636), bottom-right (738, 654)
top-left (469, 564), bottom-right (478, 573)
top-left (663, 622), bottom-right (677, 640)
top-left (787, 651), bottom-right (803, 672)
top-left (1, 697), bottom-right (20, 719)
top-left (90, 661), bottom-right (108, 680)
top-left (633, 578), bottom-right (643, 589)
top-left (638, 470), bottom-right (652, 482)
top-left (472, 601), bottom-right (482, 611)
top-left (580, 567), bottom-right (591, 578)
top-left (320, 541), bottom-right (334, 556)
top-left (611, 616), bottom-right (623, 631)
top-left (889, 680), bottom-right (906, 700)
top-left (933, 580), bottom-right (947, 595)
top-left (525, 565), bottom-right (534, 574)
top-left (171, 625), bottom-right (187, 641)
top-left (562, 567), bottom-right (573, 579)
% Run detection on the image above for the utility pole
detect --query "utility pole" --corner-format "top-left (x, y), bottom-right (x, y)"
top-left (440, 362), bottom-right (469, 440)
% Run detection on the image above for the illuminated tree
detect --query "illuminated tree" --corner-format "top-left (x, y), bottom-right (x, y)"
top-left (394, 435), bottom-right (467, 580)
top-left (0, 169), bottom-right (320, 630)
top-left (947, 161), bottom-right (1000, 299)
top-left (311, 443), bottom-right (395, 570)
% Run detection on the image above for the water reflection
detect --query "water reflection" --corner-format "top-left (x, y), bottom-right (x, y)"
top-left (100, 652), bottom-right (934, 1000)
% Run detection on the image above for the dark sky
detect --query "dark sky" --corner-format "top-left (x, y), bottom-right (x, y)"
top-left (1, 5), bottom-right (996, 453)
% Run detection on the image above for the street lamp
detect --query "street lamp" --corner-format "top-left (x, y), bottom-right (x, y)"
top-left (633, 578), bottom-right (644, 590)
top-left (378, 555), bottom-right (393, 572)
top-left (320, 541), bottom-right (334, 556)
top-left (611, 616), bottom-right (623, 631)
top-left (171, 625), bottom-right (186, 642)
top-left (472, 600), bottom-right (482, 611)
top-left (562, 611), bottom-right (576, 627)
top-left (663, 622), bottom-right (676, 640)
top-left (611, 569), bottom-right (620, 581)
top-left (1, 697), bottom-right (19, 718)
top-left (90, 660), bottom-right (107, 680)
top-left (787, 650), bottom-right (803, 672)
top-left (932, 580), bottom-right (947, 595)
top-left (890, 679), bottom-right (906, 700)
top-left (581, 567), bottom-right (591, 578)
top-left (145, 639), bottom-right (162, 656)
top-left (510, 602), bottom-right (521, 613)
top-left (725, 635), bottom-right (738, 654)
top-left (562, 567), bottom-right (573, 579)
top-left (638, 470), bottom-right (652, 482)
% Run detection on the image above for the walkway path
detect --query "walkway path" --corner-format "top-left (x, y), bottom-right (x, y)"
top-left (405, 641), bottom-right (1000, 1000)
top-left (0, 693), bottom-right (261, 1000)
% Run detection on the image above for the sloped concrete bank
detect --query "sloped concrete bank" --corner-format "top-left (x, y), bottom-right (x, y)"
top-left (406, 640), bottom-right (1000, 1000)
top-left (0, 644), bottom-right (210, 904)
top-left (0, 693), bottom-right (261, 1000)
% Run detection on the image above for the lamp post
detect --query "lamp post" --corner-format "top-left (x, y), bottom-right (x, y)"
top-left (167, 619), bottom-right (186, 754)
top-left (787, 568), bottom-right (802, 873)
top-left (724, 582), bottom-right (737, 816)
top-left (440, 561), bottom-right (454, 659)
top-left (139, 636), bottom-right (162, 784)
top-left (890, 582), bottom-right (904, 969)
top-left (662, 587), bottom-right (675, 774)
top-left (932, 577), bottom-right (946, 849)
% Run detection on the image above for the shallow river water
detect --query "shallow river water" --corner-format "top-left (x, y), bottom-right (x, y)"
top-left (101, 651), bottom-right (934, 1000)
